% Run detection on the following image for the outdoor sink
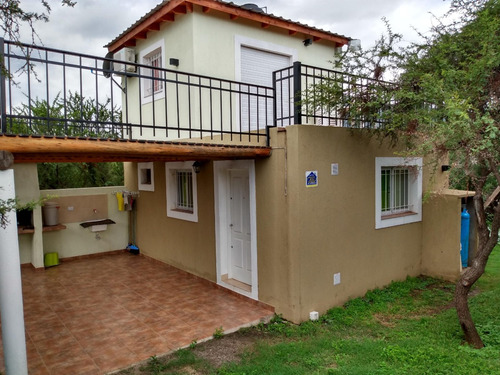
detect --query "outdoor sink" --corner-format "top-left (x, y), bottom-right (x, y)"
top-left (80, 219), bottom-right (116, 232)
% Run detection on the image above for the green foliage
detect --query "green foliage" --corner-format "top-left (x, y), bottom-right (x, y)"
top-left (0, 196), bottom-right (17, 229)
top-left (0, 195), bottom-right (50, 228)
top-left (37, 161), bottom-right (123, 189)
top-left (8, 92), bottom-right (125, 189)
top-left (213, 326), bottom-right (224, 339)
top-left (189, 340), bottom-right (197, 349)
top-left (10, 92), bottom-right (122, 138)
top-left (141, 356), bottom-right (167, 375)
top-left (140, 350), bottom-right (200, 375)
top-left (1, 0), bottom-right (76, 79)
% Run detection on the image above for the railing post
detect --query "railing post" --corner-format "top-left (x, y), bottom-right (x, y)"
top-left (269, 70), bottom-right (277, 147)
top-left (0, 38), bottom-right (7, 134)
top-left (293, 61), bottom-right (302, 125)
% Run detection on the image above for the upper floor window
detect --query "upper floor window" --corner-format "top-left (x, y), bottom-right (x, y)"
top-left (139, 40), bottom-right (165, 103)
top-left (143, 48), bottom-right (163, 97)
top-left (375, 157), bottom-right (422, 229)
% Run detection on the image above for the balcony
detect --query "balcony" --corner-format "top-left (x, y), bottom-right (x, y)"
top-left (0, 39), bottom-right (391, 162)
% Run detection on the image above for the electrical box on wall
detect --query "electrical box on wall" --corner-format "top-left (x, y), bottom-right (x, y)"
top-left (333, 272), bottom-right (341, 285)
top-left (331, 163), bottom-right (339, 176)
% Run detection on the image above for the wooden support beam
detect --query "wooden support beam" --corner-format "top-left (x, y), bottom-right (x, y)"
top-left (123, 40), bottom-right (136, 47)
top-left (173, 5), bottom-right (187, 14)
top-left (261, 23), bottom-right (270, 29)
top-left (202, 6), bottom-right (210, 13)
top-left (289, 30), bottom-right (297, 35)
top-left (229, 14), bottom-right (238, 20)
top-left (134, 31), bottom-right (148, 40)
top-left (107, 0), bottom-right (184, 53)
top-left (485, 186), bottom-right (500, 209)
top-left (313, 36), bottom-right (321, 42)
top-left (147, 23), bottom-right (161, 31)
top-left (0, 136), bottom-right (271, 163)
top-left (159, 13), bottom-right (175, 22)
top-left (188, 0), bottom-right (350, 45)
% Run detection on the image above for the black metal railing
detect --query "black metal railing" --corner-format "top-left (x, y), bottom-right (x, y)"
top-left (0, 39), bottom-right (274, 145)
top-left (0, 40), bottom-right (395, 148)
top-left (274, 62), bottom-right (395, 128)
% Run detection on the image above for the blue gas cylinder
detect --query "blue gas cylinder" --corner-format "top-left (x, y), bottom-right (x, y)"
top-left (460, 208), bottom-right (470, 268)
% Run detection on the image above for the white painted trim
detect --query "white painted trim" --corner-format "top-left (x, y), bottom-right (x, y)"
top-left (375, 157), bottom-right (423, 229)
top-left (165, 161), bottom-right (198, 222)
top-left (138, 162), bottom-right (155, 192)
top-left (214, 160), bottom-right (258, 300)
top-left (139, 39), bottom-right (166, 104)
top-left (234, 35), bottom-right (298, 82)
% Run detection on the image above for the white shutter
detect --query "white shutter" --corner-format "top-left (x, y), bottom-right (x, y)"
top-left (240, 47), bottom-right (291, 131)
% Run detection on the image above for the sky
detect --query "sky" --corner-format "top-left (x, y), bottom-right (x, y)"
top-left (18, 0), bottom-right (451, 58)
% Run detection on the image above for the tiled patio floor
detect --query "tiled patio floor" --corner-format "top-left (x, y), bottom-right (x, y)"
top-left (0, 253), bottom-right (274, 375)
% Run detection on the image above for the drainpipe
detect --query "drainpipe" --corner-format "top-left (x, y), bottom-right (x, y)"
top-left (0, 151), bottom-right (28, 375)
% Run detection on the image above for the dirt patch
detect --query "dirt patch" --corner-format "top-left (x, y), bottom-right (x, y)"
top-left (193, 330), bottom-right (266, 368)
top-left (373, 313), bottom-right (401, 328)
top-left (113, 328), bottom-right (271, 375)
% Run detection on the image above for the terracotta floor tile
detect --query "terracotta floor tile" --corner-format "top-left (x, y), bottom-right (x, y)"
top-left (0, 253), bottom-right (273, 374)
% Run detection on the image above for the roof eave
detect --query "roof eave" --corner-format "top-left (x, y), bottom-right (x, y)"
top-left (106, 0), bottom-right (350, 53)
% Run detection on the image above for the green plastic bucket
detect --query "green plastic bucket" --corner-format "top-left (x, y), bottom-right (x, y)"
top-left (44, 252), bottom-right (59, 267)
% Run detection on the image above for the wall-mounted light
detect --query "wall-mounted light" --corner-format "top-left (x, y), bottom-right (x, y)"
top-left (192, 161), bottom-right (202, 174)
top-left (441, 165), bottom-right (451, 172)
top-left (169, 58), bottom-right (179, 67)
top-left (303, 38), bottom-right (313, 47)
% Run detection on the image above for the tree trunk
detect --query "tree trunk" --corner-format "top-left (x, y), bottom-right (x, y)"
top-left (455, 191), bottom-right (500, 348)
top-left (455, 267), bottom-right (485, 348)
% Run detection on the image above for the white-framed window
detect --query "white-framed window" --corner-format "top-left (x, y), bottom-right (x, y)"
top-left (375, 157), bottom-right (422, 229)
top-left (138, 162), bottom-right (155, 191)
top-left (139, 40), bottom-right (165, 104)
top-left (166, 161), bottom-right (198, 222)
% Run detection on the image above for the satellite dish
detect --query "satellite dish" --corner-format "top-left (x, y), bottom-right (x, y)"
top-left (241, 3), bottom-right (265, 13)
top-left (103, 52), bottom-right (114, 78)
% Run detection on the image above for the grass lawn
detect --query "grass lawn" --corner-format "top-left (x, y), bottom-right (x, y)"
top-left (119, 244), bottom-right (500, 375)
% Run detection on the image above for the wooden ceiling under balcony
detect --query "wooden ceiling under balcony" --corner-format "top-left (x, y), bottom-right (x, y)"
top-left (0, 135), bottom-right (271, 163)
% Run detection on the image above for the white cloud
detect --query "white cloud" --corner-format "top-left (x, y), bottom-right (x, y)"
top-left (13, 0), bottom-right (450, 57)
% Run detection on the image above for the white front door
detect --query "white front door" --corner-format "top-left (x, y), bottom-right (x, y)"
top-left (228, 169), bottom-right (252, 284)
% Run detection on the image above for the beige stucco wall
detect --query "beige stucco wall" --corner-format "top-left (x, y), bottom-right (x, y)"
top-left (123, 125), bottom-right (460, 323)
top-left (40, 186), bottom-right (129, 259)
top-left (421, 194), bottom-right (462, 281)
top-left (125, 161), bottom-right (216, 281)
top-left (256, 126), bottom-right (446, 322)
top-left (123, 5), bottom-right (340, 142)
top-left (189, 6), bottom-right (338, 78)
top-left (14, 166), bottom-right (128, 266)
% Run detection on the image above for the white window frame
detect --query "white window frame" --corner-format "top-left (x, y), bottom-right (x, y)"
top-left (138, 162), bottom-right (154, 192)
top-left (375, 157), bottom-right (422, 229)
top-left (139, 40), bottom-right (165, 104)
top-left (166, 161), bottom-right (198, 222)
